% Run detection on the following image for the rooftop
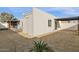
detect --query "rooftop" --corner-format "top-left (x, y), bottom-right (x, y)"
top-left (55, 16), bottom-right (79, 21)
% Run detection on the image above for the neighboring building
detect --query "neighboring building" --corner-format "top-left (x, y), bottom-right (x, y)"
top-left (0, 20), bottom-right (20, 31)
top-left (0, 22), bottom-right (8, 29)
top-left (55, 17), bottom-right (78, 30)
top-left (21, 8), bottom-right (78, 37)
top-left (7, 20), bottom-right (20, 31)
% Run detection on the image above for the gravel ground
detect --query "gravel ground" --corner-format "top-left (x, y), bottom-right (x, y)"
top-left (0, 29), bottom-right (79, 52)
top-left (0, 30), bottom-right (35, 52)
top-left (39, 30), bottom-right (79, 52)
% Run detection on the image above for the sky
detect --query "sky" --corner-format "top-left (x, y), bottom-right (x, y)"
top-left (38, 7), bottom-right (79, 18)
top-left (0, 7), bottom-right (79, 20)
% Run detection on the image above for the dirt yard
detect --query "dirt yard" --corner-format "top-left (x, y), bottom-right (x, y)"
top-left (0, 30), bottom-right (36, 52)
top-left (0, 29), bottom-right (79, 52)
top-left (39, 30), bottom-right (79, 52)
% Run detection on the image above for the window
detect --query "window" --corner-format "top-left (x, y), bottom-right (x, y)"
top-left (48, 20), bottom-right (52, 27)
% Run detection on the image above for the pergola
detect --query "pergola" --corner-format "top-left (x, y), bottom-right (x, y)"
top-left (55, 16), bottom-right (79, 35)
top-left (7, 20), bottom-right (20, 29)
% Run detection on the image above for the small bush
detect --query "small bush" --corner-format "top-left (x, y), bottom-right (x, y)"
top-left (29, 40), bottom-right (54, 52)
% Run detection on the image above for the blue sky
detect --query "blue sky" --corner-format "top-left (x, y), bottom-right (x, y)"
top-left (0, 7), bottom-right (79, 19)
top-left (38, 7), bottom-right (79, 18)
top-left (0, 7), bottom-right (32, 19)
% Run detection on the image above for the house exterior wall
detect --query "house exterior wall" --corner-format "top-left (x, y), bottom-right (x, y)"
top-left (32, 8), bottom-right (56, 36)
top-left (59, 20), bottom-right (78, 30)
top-left (22, 8), bottom-right (78, 37)
top-left (22, 13), bottom-right (33, 35)
top-left (0, 22), bottom-right (8, 29)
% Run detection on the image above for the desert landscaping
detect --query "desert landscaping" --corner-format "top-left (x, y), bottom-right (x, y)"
top-left (0, 28), bottom-right (79, 52)
top-left (0, 7), bottom-right (79, 52)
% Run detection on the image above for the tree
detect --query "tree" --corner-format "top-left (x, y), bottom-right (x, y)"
top-left (0, 12), bottom-right (14, 22)
top-left (13, 17), bottom-right (18, 21)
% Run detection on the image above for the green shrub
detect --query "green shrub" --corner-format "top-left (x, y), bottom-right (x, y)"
top-left (29, 40), bottom-right (54, 52)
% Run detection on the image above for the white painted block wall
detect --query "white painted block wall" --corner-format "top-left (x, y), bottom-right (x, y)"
top-left (22, 13), bottom-right (33, 35)
top-left (32, 8), bottom-right (56, 36)
top-left (22, 8), bottom-right (78, 37)
top-left (22, 8), bottom-right (56, 36)
top-left (59, 21), bottom-right (78, 30)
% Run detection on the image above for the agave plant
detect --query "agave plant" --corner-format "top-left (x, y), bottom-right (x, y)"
top-left (29, 40), bottom-right (53, 52)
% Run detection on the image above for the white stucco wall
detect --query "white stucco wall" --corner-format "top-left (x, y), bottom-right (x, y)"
top-left (59, 20), bottom-right (78, 30)
top-left (32, 8), bottom-right (56, 36)
top-left (22, 13), bottom-right (33, 35)
top-left (22, 8), bottom-right (78, 37)
top-left (0, 22), bottom-right (8, 28)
